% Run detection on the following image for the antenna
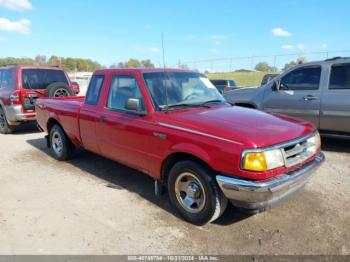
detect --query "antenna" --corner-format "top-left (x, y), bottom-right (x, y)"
top-left (161, 32), bottom-right (166, 68)
top-left (161, 32), bottom-right (169, 110)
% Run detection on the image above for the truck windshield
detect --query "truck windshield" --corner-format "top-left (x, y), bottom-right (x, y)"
top-left (143, 72), bottom-right (225, 110)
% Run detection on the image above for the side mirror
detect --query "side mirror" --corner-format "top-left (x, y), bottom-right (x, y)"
top-left (125, 98), bottom-right (146, 115)
top-left (272, 80), bottom-right (280, 91)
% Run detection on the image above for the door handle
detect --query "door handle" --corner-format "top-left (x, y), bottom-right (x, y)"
top-left (99, 115), bottom-right (107, 123)
top-left (303, 95), bottom-right (318, 101)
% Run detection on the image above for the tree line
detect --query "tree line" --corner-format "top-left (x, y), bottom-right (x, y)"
top-left (0, 56), bottom-right (102, 72)
top-left (0, 55), bottom-right (306, 73)
top-left (0, 56), bottom-right (157, 72)
top-left (254, 57), bottom-right (307, 73)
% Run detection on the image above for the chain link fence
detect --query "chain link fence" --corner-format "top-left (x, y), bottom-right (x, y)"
top-left (177, 50), bottom-right (350, 73)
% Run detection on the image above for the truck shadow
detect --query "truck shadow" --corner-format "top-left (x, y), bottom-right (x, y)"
top-left (12, 122), bottom-right (42, 135)
top-left (321, 137), bottom-right (350, 153)
top-left (26, 137), bottom-right (251, 226)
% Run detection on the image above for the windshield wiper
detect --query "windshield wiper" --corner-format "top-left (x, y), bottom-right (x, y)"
top-left (161, 100), bottom-right (225, 112)
top-left (197, 100), bottom-right (224, 107)
top-left (161, 103), bottom-right (194, 111)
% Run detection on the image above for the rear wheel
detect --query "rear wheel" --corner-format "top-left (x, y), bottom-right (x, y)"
top-left (168, 160), bottom-right (227, 225)
top-left (49, 125), bottom-right (74, 160)
top-left (0, 107), bottom-right (15, 134)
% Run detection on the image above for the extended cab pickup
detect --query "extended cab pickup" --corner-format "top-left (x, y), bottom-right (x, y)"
top-left (36, 68), bottom-right (325, 225)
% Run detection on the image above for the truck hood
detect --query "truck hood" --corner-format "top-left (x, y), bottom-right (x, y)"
top-left (160, 106), bottom-right (315, 148)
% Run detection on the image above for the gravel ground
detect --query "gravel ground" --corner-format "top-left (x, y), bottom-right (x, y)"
top-left (0, 124), bottom-right (349, 255)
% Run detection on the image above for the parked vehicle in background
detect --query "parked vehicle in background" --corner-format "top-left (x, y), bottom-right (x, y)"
top-left (71, 81), bottom-right (80, 95)
top-left (261, 73), bottom-right (279, 86)
top-left (0, 65), bottom-right (75, 134)
top-left (210, 79), bottom-right (237, 94)
top-left (224, 57), bottom-right (350, 138)
top-left (36, 68), bottom-right (324, 225)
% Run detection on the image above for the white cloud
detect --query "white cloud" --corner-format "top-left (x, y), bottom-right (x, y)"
top-left (211, 34), bottom-right (229, 40)
top-left (297, 44), bottom-right (305, 50)
top-left (148, 47), bottom-right (159, 53)
top-left (210, 48), bottom-right (218, 54)
top-left (0, 0), bottom-right (32, 11)
top-left (272, 28), bottom-right (292, 37)
top-left (321, 44), bottom-right (328, 49)
top-left (281, 44), bottom-right (295, 50)
top-left (0, 17), bottom-right (31, 34)
top-left (210, 35), bottom-right (229, 46)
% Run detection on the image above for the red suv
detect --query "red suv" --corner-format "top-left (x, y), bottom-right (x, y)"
top-left (0, 65), bottom-right (78, 134)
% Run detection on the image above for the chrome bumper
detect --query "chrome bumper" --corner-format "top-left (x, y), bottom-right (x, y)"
top-left (3, 105), bottom-right (36, 125)
top-left (216, 152), bottom-right (325, 211)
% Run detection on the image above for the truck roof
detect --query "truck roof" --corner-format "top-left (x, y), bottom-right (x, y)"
top-left (94, 68), bottom-right (198, 75)
top-left (0, 65), bottom-right (64, 70)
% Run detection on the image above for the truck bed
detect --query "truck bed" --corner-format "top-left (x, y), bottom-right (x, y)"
top-left (36, 96), bottom-right (85, 145)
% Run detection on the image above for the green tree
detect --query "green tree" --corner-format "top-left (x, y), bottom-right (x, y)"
top-left (255, 62), bottom-right (273, 72)
top-left (282, 57), bottom-right (307, 72)
top-left (141, 59), bottom-right (155, 68)
top-left (115, 59), bottom-right (155, 68)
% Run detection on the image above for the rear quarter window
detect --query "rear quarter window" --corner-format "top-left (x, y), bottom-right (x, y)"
top-left (329, 63), bottom-right (350, 90)
top-left (0, 69), bottom-right (14, 89)
top-left (22, 69), bottom-right (68, 90)
top-left (85, 75), bottom-right (105, 105)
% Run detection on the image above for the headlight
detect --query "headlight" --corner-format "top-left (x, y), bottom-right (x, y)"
top-left (242, 149), bottom-right (284, 172)
top-left (307, 132), bottom-right (321, 155)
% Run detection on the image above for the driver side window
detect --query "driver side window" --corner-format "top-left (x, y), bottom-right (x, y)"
top-left (281, 66), bottom-right (321, 91)
top-left (107, 75), bottom-right (145, 111)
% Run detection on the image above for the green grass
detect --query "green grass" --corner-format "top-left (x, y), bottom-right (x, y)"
top-left (206, 71), bottom-right (266, 87)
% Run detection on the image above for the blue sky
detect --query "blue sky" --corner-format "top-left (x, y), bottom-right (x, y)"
top-left (0, 0), bottom-right (349, 70)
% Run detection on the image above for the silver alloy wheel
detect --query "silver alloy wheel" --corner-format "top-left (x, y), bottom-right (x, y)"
top-left (175, 172), bottom-right (206, 214)
top-left (53, 88), bottom-right (69, 97)
top-left (0, 112), bottom-right (5, 129)
top-left (52, 131), bottom-right (63, 156)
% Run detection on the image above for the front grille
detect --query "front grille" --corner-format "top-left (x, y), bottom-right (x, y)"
top-left (282, 139), bottom-right (314, 168)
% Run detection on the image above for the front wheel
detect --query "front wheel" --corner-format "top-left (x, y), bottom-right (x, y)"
top-left (168, 161), bottom-right (228, 225)
top-left (49, 125), bottom-right (75, 161)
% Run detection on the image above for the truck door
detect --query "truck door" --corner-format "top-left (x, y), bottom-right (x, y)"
top-left (320, 63), bottom-right (350, 133)
top-left (79, 75), bottom-right (105, 153)
top-left (263, 66), bottom-right (322, 127)
top-left (95, 73), bottom-right (156, 175)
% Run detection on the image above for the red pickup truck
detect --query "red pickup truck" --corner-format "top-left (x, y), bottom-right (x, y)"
top-left (36, 68), bottom-right (325, 225)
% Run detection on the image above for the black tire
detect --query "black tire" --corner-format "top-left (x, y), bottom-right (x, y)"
top-left (45, 82), bottom-right (74, 97)
top-left (49, 124), bottom-right (75, 161)
top-left (0, 107), bottom-right (15, 134)
top-left (168, 160), bottom-right (228, 225)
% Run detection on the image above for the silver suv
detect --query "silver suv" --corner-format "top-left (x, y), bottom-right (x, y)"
top-left (224, 57), bottom-right (350, 138)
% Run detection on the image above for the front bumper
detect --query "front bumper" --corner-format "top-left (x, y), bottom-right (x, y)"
top-left (216, 152), bottom-right (325, 211)
top-left (3, 105), bottom-right (36, 125)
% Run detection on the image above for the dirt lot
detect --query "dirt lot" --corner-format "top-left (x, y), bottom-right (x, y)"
top-left (0, 124), bottom-right (349, 255)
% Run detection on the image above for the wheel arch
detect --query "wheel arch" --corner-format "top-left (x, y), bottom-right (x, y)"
top-left (47, 117), bottom-right (62, 133)
top-left (161, 152), bottom-right (216, 184)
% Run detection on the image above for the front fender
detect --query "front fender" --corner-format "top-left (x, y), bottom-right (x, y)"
top-left (169, 143), bottom-right (211, 163)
